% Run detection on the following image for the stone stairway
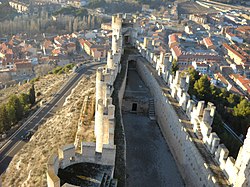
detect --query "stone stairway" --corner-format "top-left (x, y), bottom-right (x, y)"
top-left (149, 98), bottom-right (155, 120)
top-left (100, 173), bottom-right (118, 187)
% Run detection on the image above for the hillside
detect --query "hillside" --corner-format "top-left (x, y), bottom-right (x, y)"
top-left (87, 0), bottom-right (170, 11)
top-left (2, 74), bottom-right (96, 186)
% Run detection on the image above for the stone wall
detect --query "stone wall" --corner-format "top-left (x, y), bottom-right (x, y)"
top-left (122, 98), bottom-right (149, 114)
top-left (135, 57), bottom-right (229, 187)
top-left (132, 21), bottom-right (250, 184)
top-left (46, 13), bottom-right (124, 187)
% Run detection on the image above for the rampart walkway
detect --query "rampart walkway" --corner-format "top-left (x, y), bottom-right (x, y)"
top-left (123, 63), bottom-right (184, 187)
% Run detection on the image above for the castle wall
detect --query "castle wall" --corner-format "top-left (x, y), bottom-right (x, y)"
top-left (47, 13), bottom-right (123, 187)
top-left (47, 154), bottom-right (60, 187)
top-left (135, 58), bottom-right (226, 187)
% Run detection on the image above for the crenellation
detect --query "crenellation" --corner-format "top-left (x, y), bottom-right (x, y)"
top-left (186, 99), bottom-right (195, 118)
top-left (202, 108), bottom-right (213, 126)
top-left (194, 101), bottom-right (205, 117)
top-left (224, 157), bottom-right (237, 184)
top-left (208, 132), bottom-right (220, 154)
top-left (215, 144), bottom-right (229, 170)
top-left (47, 13), bottom-right (123, 187)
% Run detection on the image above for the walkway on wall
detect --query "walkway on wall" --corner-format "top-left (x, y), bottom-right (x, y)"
top-left (136, 54), bottom-right (229, 186)
top-left (123, 63), bottom-right (184, 187)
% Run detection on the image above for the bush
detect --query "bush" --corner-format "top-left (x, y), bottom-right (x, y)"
top-left (58, 69), bottom-right (64, 75)
top-left (53, 66), bottom-right (63, 74)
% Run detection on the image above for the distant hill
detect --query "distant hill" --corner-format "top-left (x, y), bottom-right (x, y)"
top-left (53, 6), bottom-right (88, 17)
top-left (87, 0), bottom-right (170, 10)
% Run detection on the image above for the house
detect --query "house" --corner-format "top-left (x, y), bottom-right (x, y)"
top-left (189, 14), bottom-right (207, 24)
top-left (203, 37), bottom-right (216, 50)
top-left (171, 45), bottom-right (221, 70)
top-left (230, 74), bottom-right (250, 94)
top-left (90, 45), bottom-right (107, 60)
top-left (225, 31), bottom-right (243, 43)
top-left (223, 43), bottom-right (249, 66)
top-left (192, 61), bottom-right (209, 74)
top-left (14, 62), bottom-right (33, 77)
top-left (168, 34), bottom-right (179, 48)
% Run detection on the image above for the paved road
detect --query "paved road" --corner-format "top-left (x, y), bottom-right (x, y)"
top-left (0, 62), bottom-right (102, 175)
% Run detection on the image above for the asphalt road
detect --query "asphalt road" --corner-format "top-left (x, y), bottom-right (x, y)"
top-left (0, 62), bottom-right (102, 175)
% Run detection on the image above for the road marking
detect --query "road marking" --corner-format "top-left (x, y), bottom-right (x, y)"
top-left (0, 141), bottom-right (22, 163)
top-left (0, 106), bottom-right (44, 152)
top-left (0, 63), bottom-right (102, 168)
top-left (0, 76), bottom-right (78, 163)
top-left (0, 72), bottom-right (80, 152)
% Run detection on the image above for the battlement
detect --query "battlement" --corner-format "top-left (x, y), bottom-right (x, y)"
top-left (133, 35), bottom-right (250, 186)
top-left (47, 14), bottom-right (123, 187)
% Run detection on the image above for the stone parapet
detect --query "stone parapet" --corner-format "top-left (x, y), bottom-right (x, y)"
top-left (134, 42), bottom-right (250, 186)
top-left (47, 13), bottom-right (123, 187)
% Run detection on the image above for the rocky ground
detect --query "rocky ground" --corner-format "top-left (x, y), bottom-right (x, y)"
top-left (0, 73), bottom-right (69, 105)
top-left (2, 73), bottom-right (96, 187)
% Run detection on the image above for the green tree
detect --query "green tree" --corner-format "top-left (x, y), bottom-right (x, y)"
top-left (0, 104), bottom-right (11, 133)
top-left (194, 75), bottom-right (211, 100)
top-left (233, 99), bottom-right (250, 117)
top-left (29, 84), bottom-right (36, 106)
top-left (19, 93), bottom-right (30, 114)
top-left (6, 101), bottom-right (16, 124)
top-left (227, 94), bottom-right (236, 106)
top-left (8, 95), bottom-right (24, 122)
top-left (171, 60), bottom-right (179, 75)
top-left (187, 67), bottom-right (200, 95)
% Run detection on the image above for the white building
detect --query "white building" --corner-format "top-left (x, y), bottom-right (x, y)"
top-left (192, 61), bottom-right (209, 74)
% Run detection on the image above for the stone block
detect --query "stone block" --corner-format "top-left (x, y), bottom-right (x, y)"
top-left (215, 144), bottom-right (229, 170)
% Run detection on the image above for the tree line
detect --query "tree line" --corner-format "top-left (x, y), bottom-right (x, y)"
top-left (0, 9), bottom-right (103, 36)
top-left (0, 85), bottom-right (35, 134)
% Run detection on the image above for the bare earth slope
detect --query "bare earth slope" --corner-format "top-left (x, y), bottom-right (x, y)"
top-left (2, 74), bottom-right (96, 187)
top-left (0, 74), bottom-right (68, 105)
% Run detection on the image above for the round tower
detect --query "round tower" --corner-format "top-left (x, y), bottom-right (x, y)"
top-left (96, 67), bottom-right (104, 111)
top-left (107, 50), bottom-right (114, 69)
top-left (112, 14), bottom-right (122, 36)
top-left (95, 99), bottom-right (104, 153)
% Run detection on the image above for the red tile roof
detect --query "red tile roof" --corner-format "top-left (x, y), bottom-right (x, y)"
top-left (223, 43), bottom-right (247, 62)
top-left (172, 46), bottom-right (182, 57)
top-left (169, 34), bottom-right (178, 44)
top-left (203, 37), bottom-right (213, 48)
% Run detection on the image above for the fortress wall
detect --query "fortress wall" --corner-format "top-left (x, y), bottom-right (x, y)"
top-left (136, 59), bottom-right (221, 187)
top-left (118, 62), bottom-right (128, 107)
top-left (47, 154), bottom-right (60, 187)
